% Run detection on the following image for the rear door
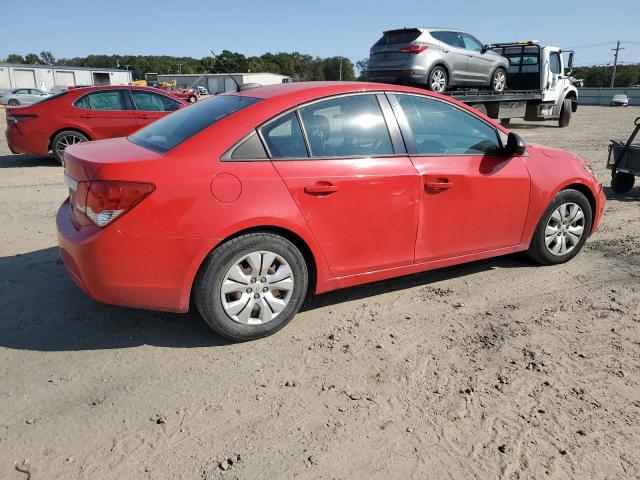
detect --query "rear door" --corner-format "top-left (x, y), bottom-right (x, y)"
top-left (263, 93), bottom-right (421, 277)
top-left (129, 89), bottom-right (182, 128)
top-left (388, 93), bottom-right (530, 261)
top-left (461, 33), bottom-right (492, 84)
top-left (369, 28), bottom-right (423, 71)
top-left (73, 89), bottom-right (137, 139)
top-left (430, 31), bottom-right (468, 83)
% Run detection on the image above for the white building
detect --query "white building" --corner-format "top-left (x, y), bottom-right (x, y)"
top-left (157, 72), bottom-right (291, 94)
top-left (0, 63), bottom-right (133, 93)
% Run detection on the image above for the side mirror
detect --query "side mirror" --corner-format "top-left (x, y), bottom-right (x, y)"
top-left (504, 131), bottom-right (526, 156)
top-left (482, 44), bottom-right (490, 53)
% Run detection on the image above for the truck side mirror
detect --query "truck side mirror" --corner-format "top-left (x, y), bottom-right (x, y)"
top-left (564, 51), bottom-right (574, 76)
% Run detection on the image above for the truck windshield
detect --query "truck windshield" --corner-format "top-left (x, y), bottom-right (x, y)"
top-left (129, 95), bottom-right (261, 154)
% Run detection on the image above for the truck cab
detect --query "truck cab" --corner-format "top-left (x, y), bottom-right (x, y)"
top-left (491, 42), bottom-right (578, 125)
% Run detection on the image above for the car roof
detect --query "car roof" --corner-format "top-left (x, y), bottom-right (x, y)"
top-left (68, 85), bottom-right (164, 93)
top-left (233, 81), bottom-right (440, 101)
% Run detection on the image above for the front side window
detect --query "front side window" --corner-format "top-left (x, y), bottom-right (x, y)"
top-left (298, 94), bottom-right (393, 158)
top-left (260, 111), bottom-right (308, 159)
top-left (74, 90), bottom-right (129, 111)
top-left (549, 52), bottom-right (561, 74)
top-left (462, 34), bottom-right (483, 52)
top-left (393, 94), bottom-right (501, 155)
top-left (131, 90), bottom-right (181, 112)
top-left (130, 94), bottom-right (261, 154)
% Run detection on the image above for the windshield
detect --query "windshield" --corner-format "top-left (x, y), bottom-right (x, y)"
top-left (129, 94), bottom-right (262, 154)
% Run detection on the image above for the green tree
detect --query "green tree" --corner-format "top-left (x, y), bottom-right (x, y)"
top-left (5, 53), bottom-right (25, 64)
top-left (39, 51), bottom-right (56, 65)
top-left (24, 53), bottom-right (40, 64)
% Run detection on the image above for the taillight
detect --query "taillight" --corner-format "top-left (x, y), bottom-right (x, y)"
top-left (6, 113), bottom-right (38, 124)
top-left (400, 44), bottom-right (428, 54)
top-left (73, 180), bottom-right (154, 227)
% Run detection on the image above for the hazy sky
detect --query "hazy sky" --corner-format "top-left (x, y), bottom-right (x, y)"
top-left (2, 0), bottom-right (639, 67)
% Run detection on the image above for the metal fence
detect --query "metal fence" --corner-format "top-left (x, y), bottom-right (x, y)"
top-left (578, 87), bottom-right (640, 106)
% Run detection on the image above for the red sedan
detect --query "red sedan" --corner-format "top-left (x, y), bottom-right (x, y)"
top-left (5, 85), bottom-right (186, 164)
top-left (57, 82), bottom-right (605, 341)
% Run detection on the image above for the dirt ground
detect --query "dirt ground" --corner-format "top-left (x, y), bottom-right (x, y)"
top-left (1, 105), bottom-right (639, 480)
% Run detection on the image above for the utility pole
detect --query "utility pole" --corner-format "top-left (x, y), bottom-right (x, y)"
top-left (339, 57), bottom-right (343, 81)
top-left (177, 63), bottom-right (183, 75)
top-left (610, 41), bottom-right (624, 88)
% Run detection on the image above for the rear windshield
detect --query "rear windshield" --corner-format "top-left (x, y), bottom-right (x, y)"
top-left (375, 29), bottom-right (421, 46)
top-left (129, 95), bottom-right (261, 154)
top-left (35, 91), bottom-right (68, 104)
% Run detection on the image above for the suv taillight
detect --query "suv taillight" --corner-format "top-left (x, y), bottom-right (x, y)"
top-left (400, 44), bottom-right (428, 54)
top-left (73, 180), bottom-right (154, 227)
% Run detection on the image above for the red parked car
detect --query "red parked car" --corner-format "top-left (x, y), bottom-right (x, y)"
top-left (57, 82), bottom-right (605, 341)
top-left (162, 86), bottom-right (198, 103)
top-left (5, 85), bottom-right (186, 164)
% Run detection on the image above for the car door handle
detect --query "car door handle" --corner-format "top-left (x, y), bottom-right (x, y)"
top-left (425, 180), bottom-right (454, 191)
top-left (442, 48), bottom-right (450, 53)
top-left (79, 113), bottom-right (92, 119)
top-left (136, 114), bottom-right (150, 119)
top-left (304, 182), bottom-right (339, 195)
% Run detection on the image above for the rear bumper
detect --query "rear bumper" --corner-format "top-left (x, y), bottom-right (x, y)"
top-left (56, 200), bottom-right (213, 313)
top-left (365, 69), bottom-right (427, 86)
top-left (5, 124), bottom-right (49, 156)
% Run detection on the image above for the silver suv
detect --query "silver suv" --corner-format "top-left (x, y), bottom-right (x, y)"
top-left (367, 28), bottom-right (509, 93)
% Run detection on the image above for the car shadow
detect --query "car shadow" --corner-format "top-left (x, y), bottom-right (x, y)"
top-left (0, 153), bottom-right (58, 168)
top-left (509, 123), bottom-right (559, 130)
top-left (604, 185), bottom-right (640, 202)
top-left (0, 246), bottom-right (534, 352)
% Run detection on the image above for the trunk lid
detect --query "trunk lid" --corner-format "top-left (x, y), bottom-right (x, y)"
top-left (63, 137), bottom-right (161, 181)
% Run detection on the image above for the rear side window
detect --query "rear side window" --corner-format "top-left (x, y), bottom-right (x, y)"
top-left (130, 94), bottom-right (261, 154)
top-left (393, 94), bottom-right (501, 155)
top-left (431, 31), bottom-right (463, 48)
top-left (298, 94), bottom-right (393, 158)
top-left (260, 111), bottom-right (308, 159)
top-left (74, 90), bottom-right (129, 111)
top-left (375, 29), bottom-right (421, 45)
top-left (131, 90), bottom-right (181, 112)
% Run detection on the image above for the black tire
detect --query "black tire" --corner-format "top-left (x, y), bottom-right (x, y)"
top-left (51, 130), bottom-right (89, 166)
top-left (188, 95), bottom-right (197, 103)
top-left (194, 232), bottom-right (308, 341)
top-left (7, 99), bottom-right (19, 106)
top-left (491, 67), bottom-right (507, 93)
top-left (527, 189), bottom-right (592, 266)
top-left (500, 118), bottom-right (511, 127)
top-left (427, 66), bottom-right (448, 93)
top-left (558, 99), bottom-right (572, 128)
top-left (611, 172), bottom-right (635, 193)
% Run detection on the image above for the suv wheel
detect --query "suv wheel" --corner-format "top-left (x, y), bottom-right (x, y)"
top-left (491, 68), bottom-right (507, 92)
top-left (428, 66), bottom-right (448, 93)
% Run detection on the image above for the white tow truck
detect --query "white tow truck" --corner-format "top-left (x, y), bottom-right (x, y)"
top-left (447, 41), bottom-right (579, 127)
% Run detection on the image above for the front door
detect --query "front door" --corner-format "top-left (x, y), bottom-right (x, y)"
top-left (461, 34), bottom-right (492, 85)
top-left (389, 93), bottom-right (530, 261)
top-left (261, 94), bottom-right (420, 277)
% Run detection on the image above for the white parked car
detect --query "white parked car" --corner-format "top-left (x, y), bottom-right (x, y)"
top-left (611, 94), bottom-right (629, 107)
top-left (0, 88), bottom-right (52, 106)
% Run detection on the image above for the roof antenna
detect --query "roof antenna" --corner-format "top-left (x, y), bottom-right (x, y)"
top-left (211, 50), bottom-right (241, 91)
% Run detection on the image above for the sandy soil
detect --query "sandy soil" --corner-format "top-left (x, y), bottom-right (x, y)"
top-left (1, 105), bottom-right (639, 480)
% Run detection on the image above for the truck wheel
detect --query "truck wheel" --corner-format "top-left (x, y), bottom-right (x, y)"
top-left (491, 68), bottom-right (507, 92)
top-left (427, 66), bottom-right (448, 93)
top-left (194, 232), bottom-right (308, 341)
top-left (558, 99), bottom-right (572, 128)
top-left (500, 118), bottom-right (511, 126)
top-left (611, 172), bottom-right (635, 193)
top-left (52, 130), bottom-right (89, 166)
top-left (471, 103), bottom-right (487, 115)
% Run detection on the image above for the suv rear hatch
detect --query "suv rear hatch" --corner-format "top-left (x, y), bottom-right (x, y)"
top-left (368, 28), bottom-right (424, 70)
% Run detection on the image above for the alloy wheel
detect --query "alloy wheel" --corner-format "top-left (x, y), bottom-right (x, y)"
top-left (55, 133), bottom-right (85, 160)
top-left (544, 202), bottom-right (585, 256)
top-left (430, 69), bottom-right (446, 92)
top-left (220, 251), bottom-right (294, 325)
top-left (493, 70), bottom-right (506, 92)
top-left (8, 99), bottom-right (19, 106)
